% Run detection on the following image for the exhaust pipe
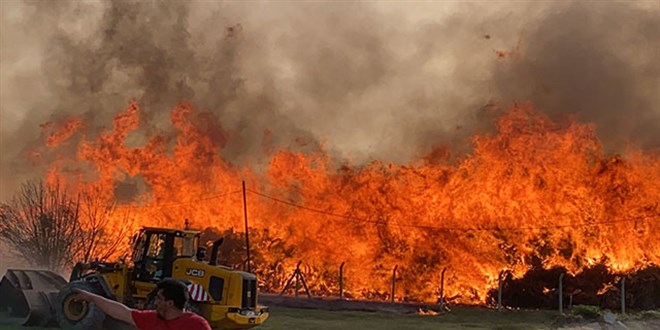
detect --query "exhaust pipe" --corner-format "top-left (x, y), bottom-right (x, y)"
top-left (209, 238), bottom-right (224, 266)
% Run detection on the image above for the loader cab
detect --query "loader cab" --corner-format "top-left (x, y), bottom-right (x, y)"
top-left (132, 227), bottom-right (201, 283)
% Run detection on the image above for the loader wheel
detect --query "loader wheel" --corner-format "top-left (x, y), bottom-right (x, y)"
top-left (56, 280), bottom-right (106, 330)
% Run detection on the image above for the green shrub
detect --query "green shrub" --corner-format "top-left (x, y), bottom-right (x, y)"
top-left (555, 314), bottom-right (584, 324)
top-left (570, 305), bottom-right (602, 320)
top-left (638, 310), bottom-right (660, 320)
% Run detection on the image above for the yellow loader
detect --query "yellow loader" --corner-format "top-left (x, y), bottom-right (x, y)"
top-left (0, 227), bottom-right (269, 329)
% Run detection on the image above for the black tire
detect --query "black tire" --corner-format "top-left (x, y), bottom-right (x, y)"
top-left (56, 280), bottom-right (106, 330)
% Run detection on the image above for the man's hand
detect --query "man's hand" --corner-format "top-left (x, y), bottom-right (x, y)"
top-left (72, 288), bottom-right (95, 302)
top-left (68, 287), bottom-right (136, 326)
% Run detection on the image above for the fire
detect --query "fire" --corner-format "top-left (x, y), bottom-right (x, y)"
top-left (34, 101), bottom-right (659, 304)
top-left (44, 117), bottom-right (84, 147)
top-left (417, 308), bottom-right (439, 316)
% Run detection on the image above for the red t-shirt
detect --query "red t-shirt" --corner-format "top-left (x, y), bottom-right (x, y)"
top-left (131, 310), bottom-right (212, 330)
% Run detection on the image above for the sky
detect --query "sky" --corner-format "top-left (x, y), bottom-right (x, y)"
top-left (1, 0), bottom-right (658, 200)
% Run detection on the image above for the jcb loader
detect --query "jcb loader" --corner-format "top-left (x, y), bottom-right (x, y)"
top-left (0, 226), bottom-right (269, 329)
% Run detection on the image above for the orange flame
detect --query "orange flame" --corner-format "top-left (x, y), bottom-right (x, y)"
top-left (44, 117), bottom-right (84, 147)
top-left (36, 101), bottom-right (660, 303)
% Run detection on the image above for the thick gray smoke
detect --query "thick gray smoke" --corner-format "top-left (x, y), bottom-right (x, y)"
top-left (492, 1), bottom-right (660, 152)
top-left (1, 1), bottom-right (658, 200)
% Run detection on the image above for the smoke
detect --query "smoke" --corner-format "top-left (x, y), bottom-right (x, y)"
top-left (1, 1), bottom-right (658, 199)
top-left (491, 1), bottom-right (660, 152)
top-left (0, 241), bottom-right (33, 276)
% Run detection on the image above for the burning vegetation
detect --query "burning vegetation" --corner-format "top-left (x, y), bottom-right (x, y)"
top-left (17, 100), bottom-right (658, 305)
top-left (1, 0), bottom-right (658, 310)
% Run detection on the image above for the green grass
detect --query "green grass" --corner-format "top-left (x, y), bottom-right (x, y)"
top-left (0, 325), bottom-right (53, 330)
top-left (0, 306), bottom-right (559, 330)
top-left (4, 306), bottom-right (658, 330)
top-left (259, 306), bottom-right (558, 330)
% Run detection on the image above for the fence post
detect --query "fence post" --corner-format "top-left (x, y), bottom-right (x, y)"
top-left (297, 263), bottom-right (312, 298)
top-left (498, 270), bottom-right (504, 310)
top-left (280, 261), bottom-right (310, 298)
top-left (621, 277), bottom-right (626, 315)
top-left (439, 267), bottom-right (447, 310)
top-left (558, 273), bottom-right (564, 315)
top-left (295, 268), bottom-right (300, 297)
top-left (339, 262), bottom-right (345, 300)
top-left (391, 265), bottom-right (398, 303)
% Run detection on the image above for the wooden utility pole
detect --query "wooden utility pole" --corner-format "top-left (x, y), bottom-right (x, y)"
top-left (242, 181), bottom-right (251, 273)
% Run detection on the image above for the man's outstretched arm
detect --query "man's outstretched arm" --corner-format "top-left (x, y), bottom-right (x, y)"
top-left (73, 288), bottom-right (136, 326)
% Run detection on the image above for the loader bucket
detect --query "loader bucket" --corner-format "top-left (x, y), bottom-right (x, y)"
top-left (0, 269), bottom-right (67, 327)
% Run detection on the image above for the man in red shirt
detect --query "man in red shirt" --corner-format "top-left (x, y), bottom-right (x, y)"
top-left (74, 279), bottom-right (211, 330)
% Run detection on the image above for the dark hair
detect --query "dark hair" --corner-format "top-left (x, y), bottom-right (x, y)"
top-left (156, 279), bottom-right (189, 309)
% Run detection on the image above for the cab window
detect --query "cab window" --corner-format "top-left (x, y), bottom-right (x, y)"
top-left (132, 233), bottom-right (147, 262)
top-left (173, 235), bottom-right (198, 257)
top-left (146, 233), bottom-right (167, 259)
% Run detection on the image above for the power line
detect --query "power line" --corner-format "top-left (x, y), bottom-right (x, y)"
top-left (147, 189), bottom-right (242, 209)
top-left (74, 189), bottom-right (242, 210)
top-left (247, 188), bottom-right (658, 233)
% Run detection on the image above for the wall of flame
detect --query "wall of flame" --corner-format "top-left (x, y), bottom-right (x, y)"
top-left (34, 101), bottom-right (659, 303)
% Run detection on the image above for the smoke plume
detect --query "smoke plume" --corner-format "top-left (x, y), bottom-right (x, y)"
top-left (1, 1), bottom-right (658, 200)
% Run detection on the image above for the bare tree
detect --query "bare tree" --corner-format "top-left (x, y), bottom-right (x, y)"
top-left (0, 180), bottom-right (83, 272)
top-left (78, 187), bottom-right (134, 263)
